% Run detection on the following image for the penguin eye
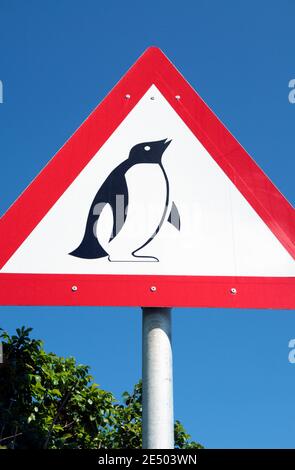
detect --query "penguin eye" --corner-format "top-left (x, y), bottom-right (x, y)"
top-left (144, 146), bottom-right (151, 151)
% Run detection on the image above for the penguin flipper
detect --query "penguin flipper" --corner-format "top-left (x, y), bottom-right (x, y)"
top-left (168, 202), bottom-right (181, 231)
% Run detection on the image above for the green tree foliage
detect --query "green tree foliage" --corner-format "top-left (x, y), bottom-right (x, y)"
top-left (0, 327), bottom-right (202, 449)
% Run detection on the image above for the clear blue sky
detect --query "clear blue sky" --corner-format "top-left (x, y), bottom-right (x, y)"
top-left (0, 0), bottom-right (295, 448)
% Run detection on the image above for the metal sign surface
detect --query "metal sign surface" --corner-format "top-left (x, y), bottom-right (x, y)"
top-left (0, 48), bottom-right (294, 308)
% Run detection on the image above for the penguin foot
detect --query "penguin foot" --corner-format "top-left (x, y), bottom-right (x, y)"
top-left (108, 254), bottom-right (159, 262)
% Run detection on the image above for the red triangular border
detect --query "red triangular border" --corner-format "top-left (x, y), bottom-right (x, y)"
top-left (0, 47), bottom-right (294, 308)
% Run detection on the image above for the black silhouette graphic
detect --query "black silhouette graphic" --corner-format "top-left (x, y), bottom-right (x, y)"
top-left (69, 139), bottom-right (180, 261)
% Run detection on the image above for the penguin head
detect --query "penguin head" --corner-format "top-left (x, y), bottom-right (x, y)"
top-left (128, 139), bottom-right (172, 164)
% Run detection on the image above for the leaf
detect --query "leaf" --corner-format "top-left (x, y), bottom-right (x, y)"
top-left (27, 413), bottom-right (35, 423)
top-left (0, 326), bottom-right (203, 449)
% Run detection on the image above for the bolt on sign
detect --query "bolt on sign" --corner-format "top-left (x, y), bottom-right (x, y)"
top-left (0, 48), bottom-right (294, 308)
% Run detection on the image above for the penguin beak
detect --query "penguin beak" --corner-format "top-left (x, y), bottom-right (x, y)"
top-left (163, 139), bottom-right (172, 150)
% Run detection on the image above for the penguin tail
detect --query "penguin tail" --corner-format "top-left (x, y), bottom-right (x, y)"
top-left (69, 237), bottom-right (109, 259)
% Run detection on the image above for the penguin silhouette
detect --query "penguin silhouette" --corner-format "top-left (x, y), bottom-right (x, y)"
top-left (69, 139), bottom-right (180, 261)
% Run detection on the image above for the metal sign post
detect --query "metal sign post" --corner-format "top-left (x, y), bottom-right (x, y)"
top-left (142, 307), bottom-right (174, 449)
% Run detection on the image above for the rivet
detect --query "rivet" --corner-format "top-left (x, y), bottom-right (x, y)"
top-left (72, 285), bottom-right (78, 292)
top-left (230, 287), bottom-right (237, 295)
top-left (125, 94), bottom-right (131, 99)
top-left (150, 96), bottom-right (155, 100)
top-left (150, 286), bottom-right (157, 292)
top-left (175, 95), bottom-right (181, 100)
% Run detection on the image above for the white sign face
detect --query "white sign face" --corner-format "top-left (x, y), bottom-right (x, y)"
top-left (1, 85), bottom-right (294, 277)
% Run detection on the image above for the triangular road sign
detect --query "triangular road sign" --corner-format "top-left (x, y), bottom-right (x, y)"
top-left (0, 47), bottom-right (294, 308)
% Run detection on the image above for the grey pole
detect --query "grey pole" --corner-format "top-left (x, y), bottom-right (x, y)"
top-left (142, 307), bottom-right (174, 449)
